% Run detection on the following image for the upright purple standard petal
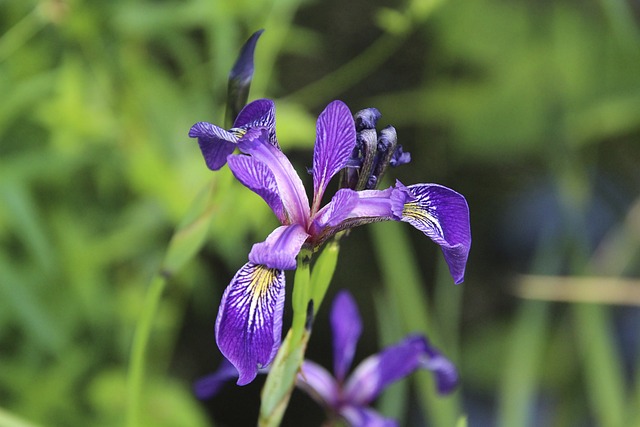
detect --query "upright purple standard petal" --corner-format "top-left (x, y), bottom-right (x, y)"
top-left (343, 335), bottom-right (454, 405)
top-left (215, 263), bottom-right (286, 385)
top-left (189, 122), bottom-right (238, 170)
top-left (312, 101), bottom-right (357, 211)
top-left (392, 181), bottom-right (471, 284)
top-left (330, 291), bottom-right (363, 382)
top-left (248, 224), bottom-right (310, 270)
top-left (227, 154), bottom-right (287, 224)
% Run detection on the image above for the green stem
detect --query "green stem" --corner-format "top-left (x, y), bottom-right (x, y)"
top-left (125, 275), bottom-right (167, 427)
top-left (259, 252), bottom-right (312, 427)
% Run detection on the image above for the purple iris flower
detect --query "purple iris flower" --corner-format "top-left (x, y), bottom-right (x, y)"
top-left (188, 99), bottom-right (471, 385)
top-left (194, 290), bottom-right (458, 427)
top-left (296, 290), bottom-right (458, 426)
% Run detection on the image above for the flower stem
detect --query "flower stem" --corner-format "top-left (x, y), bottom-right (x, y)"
top-left (125, 275), bottom-right (167, 427)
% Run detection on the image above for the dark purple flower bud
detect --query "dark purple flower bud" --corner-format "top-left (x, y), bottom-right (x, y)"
top-left (355, 129), bottom-right (378, 191)
top-left (369, 126), bottom-right (399, 188)
top-left (354, 108), bottom-right (382, 131)
top-left (225, 29), bottom-right (264, 127)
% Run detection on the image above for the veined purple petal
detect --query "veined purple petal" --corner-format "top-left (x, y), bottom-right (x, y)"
top-left (297, 361), bottom-right (340, 409)
top-left (189, 122), bottom-right (239, 170)
top-left (311, 188), bottom-right (359, 232)
top-left (331, 291), bottom-right (363, 382)
top-left (238, 128), bottom-right (310, 226)
top-left (193, 359), bottom-right (239, 400)
top-left (215, 263), bottom-right (286, 385)
top-left (248, 224), bottom-right (309, 270)
top-left (310, 188), bottom-right (398, 245)
top-left (234, 99), bottom-right (278, 148)
top-left (343, 335), bottom-right (442, 405)
top-left (312, 101), bottom-right (356, 211)
top-left (227, 154), bottom-right (287, 224)
top-left (392, 181), bottom-right (471, 284)
top-left (340, 406), bottom-right (398, 427)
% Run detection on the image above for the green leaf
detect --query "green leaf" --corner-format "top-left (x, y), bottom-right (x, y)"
top-left (161, 181), bottom-right (216, 277)
top-left (309, 241), bottom-right (340, 315)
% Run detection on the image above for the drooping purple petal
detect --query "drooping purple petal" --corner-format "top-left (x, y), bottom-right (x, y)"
top-left (330, 291), bottom-right (363, 382)
top-left (421, 341), bottom-right (460, 395)
top-left (343, 335), bottom-right (453, 405)
top-left (238, 128), bottom-right (310, 226)
top-left (297, 361), bottom-right (340, 409)
top-left (340, 405), bottom-right (398, 427)
top-left (312, 101), bottom-right (357, 211)
top-left (234, 99), bottom-right (278, 148)
top-left (189, 122), bottom-right (239, 170)
top-left (193, 359), bottom-right (239, 399)
top-left (248, 224), bottom-right (310, 270)
top-left (227, 154), bottom-right (287, 224)
top-left (215, 263), bottom-right (286, 385)
top-left (391, 181), bottom-right (471, 284)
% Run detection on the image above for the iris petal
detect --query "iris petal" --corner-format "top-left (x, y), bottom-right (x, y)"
top-left (193, 359), bottom-right (239, 400)
top-left (297, 361), bottom-right (340, 409)
top-left (228, 154), bottom-right (287, 224)
top-left (238, 128), bottom-right (310, 226)
top-left (189, 122), bottom-right (238, 170)
top-left (343, 335), bottom-right (455, 405)
top-left (311, 188), bottom-right (397, 243)
top-left (215, 263), bottom-right (285, 385)
top-left (392, 181), bottom-right (471, 284)
top-left (330, 291), bottom-right (363, 382)
top-left (234, 99), bottom-right (278, 148)
top-left (248, 224), bottom-right (310, 270)
top-left (340, 405), bottom-right (398, 427)
top-left (312, 100), bottom-right (357, 210)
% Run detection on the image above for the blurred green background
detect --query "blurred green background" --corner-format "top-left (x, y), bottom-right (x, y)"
top-left (1, 0), bottom-right (640, 426)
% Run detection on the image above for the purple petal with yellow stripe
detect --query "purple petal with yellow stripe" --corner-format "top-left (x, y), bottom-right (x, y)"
top-left (227, 154), bottom-right (287, 224)
top-left (392, 181), bottom-right (471, 284)
top-left (215, 262), bottom-right (286, 385)
top-left (234, 99), bottom-right (278, 148)
top-left (312, 101), bottom-right (356, 210)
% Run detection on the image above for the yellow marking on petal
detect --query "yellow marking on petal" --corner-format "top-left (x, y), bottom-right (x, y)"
top-left (246, 265), bottom-right (279, 331)
top-left (403, 202), bottom-right (444, 236)
top-left (231, 127), bottom-right (248, 138)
